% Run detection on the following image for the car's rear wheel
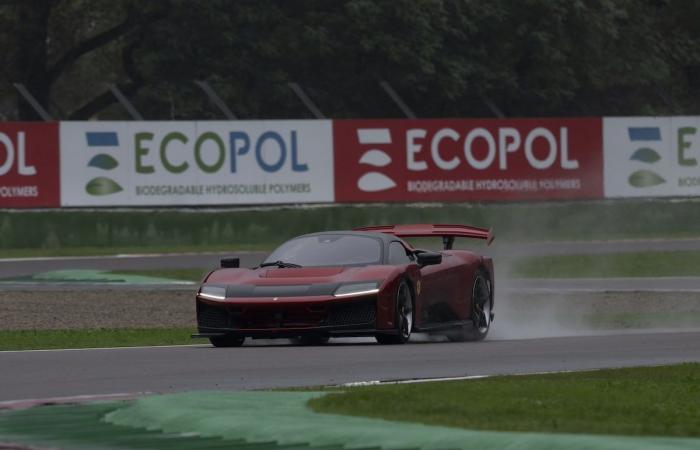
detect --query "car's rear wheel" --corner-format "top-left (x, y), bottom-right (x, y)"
top-left (209, 335), bottom-right (245, 347)
top-left (376, 280), bottom-right (413, 345)
top-left (447, 269), bottom-right (492, 342)
top-left (292, 335), bottom-right (330, 346)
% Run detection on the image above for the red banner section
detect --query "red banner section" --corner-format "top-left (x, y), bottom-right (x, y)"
top-left (0, 123), bottom-right (60, 208)
top-left (334, 118), bottom-right (603, 202)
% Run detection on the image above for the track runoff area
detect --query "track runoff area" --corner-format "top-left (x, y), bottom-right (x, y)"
top-left (1, 240), bottom-right (700, 448)
top-left (1, 333), bottom-right (699, 450)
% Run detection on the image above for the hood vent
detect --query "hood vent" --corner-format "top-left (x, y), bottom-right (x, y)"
top-left (226, 283), bottom-right (340, 298)
top-left (260, 267), bottom-right (346, 278)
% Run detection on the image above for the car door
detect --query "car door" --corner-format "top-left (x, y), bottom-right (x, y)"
top-left (417, 251), bottom-right (462, 325)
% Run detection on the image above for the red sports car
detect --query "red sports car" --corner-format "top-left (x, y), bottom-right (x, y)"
top-left (194, 224), bottom-right (495, 347)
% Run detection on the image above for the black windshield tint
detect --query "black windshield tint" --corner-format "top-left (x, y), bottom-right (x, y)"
top-left (264, 235), bottom-right (382, 267)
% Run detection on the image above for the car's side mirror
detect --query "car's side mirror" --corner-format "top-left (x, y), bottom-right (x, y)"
top-left (220, 257), bottom-right (240, 268)
top-left (416, 251), bottom-right (442, 267)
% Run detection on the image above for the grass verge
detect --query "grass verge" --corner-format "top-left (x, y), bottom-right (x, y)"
top-left (108, 250), bottom-right (700, 281)
top-left (509, 251), bottom-right (700, 278)
top-left (0, 328), bottom-right (198, 351)
top-left (309, 364), bottom-right (700, 437)
top-left (4, 199), bottom-right (700, 256)
top-left (0, 244), bottom-right (269, 259)
top-left (112, 268), bottom-right (210, 282)
top-left (585, 311), bottom-right (700, 329)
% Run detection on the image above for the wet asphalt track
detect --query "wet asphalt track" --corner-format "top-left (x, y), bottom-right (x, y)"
top-left (1, 238), bottom-right (699, 402)
top-left (2, 277), bottom-right (700, 292)
top-left (4, 239), bottom-right (700, 292)
top-left (1, 331), bottom-right (699, 402)
top-left (3, 237), bottom-right (700, 278)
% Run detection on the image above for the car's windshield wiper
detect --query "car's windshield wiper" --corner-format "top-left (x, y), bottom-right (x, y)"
top-left (259, 260), bottom-right (303, 268)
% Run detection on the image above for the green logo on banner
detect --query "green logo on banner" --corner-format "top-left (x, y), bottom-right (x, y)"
top-left (626, 127), bottom-right (664, 189)
top-left (629, 148), bottom-right (661, 163)
top-left (86, 177), bottom-right (124, 195)
top-left (628, 170), bottom-right (666, 188)
top-left (84, 131), bottom-right (121, 196)
top-left (88, 154), bottom-right (119, 170)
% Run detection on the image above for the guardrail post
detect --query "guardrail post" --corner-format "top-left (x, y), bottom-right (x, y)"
top-left (288, 82), bottom-right (326, 119)
top-left (13, 83), bottom-right (53, 121)
top-left (194, 80), bottom-right (238, 119)
top-left (108, 84), bottom-right (144, 120)
top-left (379, 80), bottom-right (416, 119)
top-left (479, 93), bottom-right (505, 118)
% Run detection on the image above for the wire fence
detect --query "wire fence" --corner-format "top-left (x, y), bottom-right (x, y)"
top-left (10, 80), bottom-right (401, 121)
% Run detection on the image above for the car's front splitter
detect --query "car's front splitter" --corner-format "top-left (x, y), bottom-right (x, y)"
top-left (193, 323), bottom-right (383, 340)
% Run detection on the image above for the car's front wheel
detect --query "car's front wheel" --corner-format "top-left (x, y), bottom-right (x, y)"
top-left (209, 335), bottom-right (245, 347)
top-left (376, 280), bottom-right (413, 345)
top-left (447, 269), bottom-right (492, 342)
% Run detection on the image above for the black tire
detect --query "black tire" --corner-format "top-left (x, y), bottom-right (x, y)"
top-left (375, 280), bottom-right (413, 345)
top-left (209, 335), bottom-right (245, 347)
top-left (292, 335), bottom-right (330, 346)
top-left (447, 269), bottom-right (492, 342)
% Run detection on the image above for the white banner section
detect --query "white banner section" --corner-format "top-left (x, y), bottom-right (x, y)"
top-left (60, 121), bottom-right (334, 206)
top-left (604, 117), bottom-right (700, 197)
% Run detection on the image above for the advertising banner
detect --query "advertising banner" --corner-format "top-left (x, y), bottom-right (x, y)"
top-left (0, 122), bottom-right (60, 208)
top-left (604, 117), bottom-right (700, 198)
top-left (60, 121), bottom-right (334, 206)
top-left (333, 118), bottom-right (603, 202)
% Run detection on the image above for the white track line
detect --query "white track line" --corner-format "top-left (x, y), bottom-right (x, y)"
top-left (0, 251), bottom-right (261, 263)
top-left (502, 287), bottom-right (700, 293)
top-left (342, 375), bottom-right (491, 386)
top-left (340, 369), bottom-right (589, 387)
top-left (0, 344), bottom-right (203, 354)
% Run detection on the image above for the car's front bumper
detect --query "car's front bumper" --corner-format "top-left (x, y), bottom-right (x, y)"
top-left (195, 294), bottom-right (382, 338)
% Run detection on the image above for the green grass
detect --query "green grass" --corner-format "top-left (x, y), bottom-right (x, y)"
top-left (0, 328), bottom-right (198, 351)
top-left (0, 244), bottom-right (270, 258)
top-left (510, 250), bottom-right (700, 278)
top-left (106, 250), bottom-right (700, 282)
top-left (4, 199), bottom-right (700, 256)
top-left (112, 268), bottom-right (211, 282)
top-left (309, 364), bottom-right (700, 437)
top-left (585, 311), bottom-right (700, 329)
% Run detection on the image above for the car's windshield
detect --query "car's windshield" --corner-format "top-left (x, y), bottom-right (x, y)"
top-left (263, 234), bottom-right (382, 267)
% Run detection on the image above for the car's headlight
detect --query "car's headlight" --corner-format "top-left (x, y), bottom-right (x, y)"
top-left (198, 285), bottom-right (227, 301)
top-left (333, 282), bottom-right (380, 298)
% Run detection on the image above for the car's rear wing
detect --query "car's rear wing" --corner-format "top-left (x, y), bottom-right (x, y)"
top-left (354, 224), bottom-right (494, 249)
